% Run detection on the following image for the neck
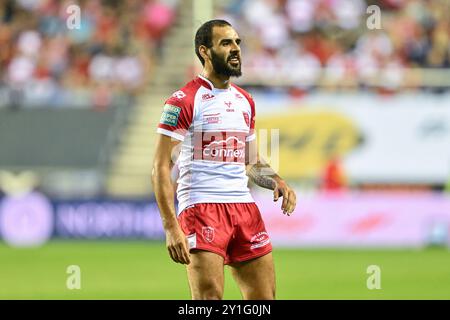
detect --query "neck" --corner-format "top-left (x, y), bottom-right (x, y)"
top-left (200, 68), bottom-right (230, 89)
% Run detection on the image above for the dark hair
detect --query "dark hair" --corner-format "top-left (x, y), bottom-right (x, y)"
top-left (195, 19), bottom-right (232, 66)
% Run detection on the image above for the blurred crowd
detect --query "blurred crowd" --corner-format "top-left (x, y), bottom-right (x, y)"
top-left (0, 0), bottom-right (177, 109)
top-left (1, 0), bottom-right (449, 109)
top-left (221, 0), bottom-right (450, 92)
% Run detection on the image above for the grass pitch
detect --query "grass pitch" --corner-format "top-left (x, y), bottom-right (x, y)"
top-left (0, 241), bottom-right (449, 299)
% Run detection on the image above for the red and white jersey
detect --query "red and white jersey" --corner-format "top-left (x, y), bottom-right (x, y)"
top-left (156, 75), bottom-right (256, 214)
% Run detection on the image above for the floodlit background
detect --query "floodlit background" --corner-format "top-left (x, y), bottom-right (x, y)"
top-left (1, 0), bottom-right (450, 299)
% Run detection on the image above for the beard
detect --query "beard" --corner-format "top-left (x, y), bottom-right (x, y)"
top-left (210, 49), bottom-right (242, 77)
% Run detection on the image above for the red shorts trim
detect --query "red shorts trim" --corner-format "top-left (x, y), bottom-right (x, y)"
top-left (177, 202), bottom-right (272, 265)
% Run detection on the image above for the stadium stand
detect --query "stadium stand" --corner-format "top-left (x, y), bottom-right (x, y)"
top-left (0, 0), bottom-right (181, 198)
top-left (219, 0), bottom-right (450, 92)
top-left (1, 0), bottom-right (449, 198)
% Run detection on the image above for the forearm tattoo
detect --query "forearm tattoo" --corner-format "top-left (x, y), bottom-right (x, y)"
top-left (247, 163), bottom-right (278, 190)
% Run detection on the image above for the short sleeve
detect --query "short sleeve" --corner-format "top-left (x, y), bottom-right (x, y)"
top-left (245, 94), bottom-right (256, 142)
top-left (156, 93), bottom-right (193, 141)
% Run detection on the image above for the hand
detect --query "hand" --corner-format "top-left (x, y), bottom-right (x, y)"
top-left (165, 226), bottom-right (191, 264)
top-left (273, 180), bottom-right (296, 216)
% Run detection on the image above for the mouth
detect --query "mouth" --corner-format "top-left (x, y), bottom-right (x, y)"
top-left (228, 56), bottom-right (240, 66)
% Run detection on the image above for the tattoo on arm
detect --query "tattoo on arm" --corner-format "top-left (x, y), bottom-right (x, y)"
top-left (247, 163), bottom-right (279, 190)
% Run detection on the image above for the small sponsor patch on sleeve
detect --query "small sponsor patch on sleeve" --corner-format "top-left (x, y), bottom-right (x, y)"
top-left (160, 104), bottom-right (182, 126)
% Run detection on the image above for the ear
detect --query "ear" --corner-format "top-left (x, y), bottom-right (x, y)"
top-left (199, 45), bottom-right (210, 63)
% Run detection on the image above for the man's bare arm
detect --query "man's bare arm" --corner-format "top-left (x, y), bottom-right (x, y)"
top-left (247, 154), bottom-right (282, 190)
top-left (246, 139), bottom-right (297, 215)
top-left (152, 134), bottom-right (190, 264)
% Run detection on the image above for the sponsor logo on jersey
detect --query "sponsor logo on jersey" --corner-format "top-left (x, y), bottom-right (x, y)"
top-left (160, 104), bottom-right (181, 126)
top-left (193, 132), bottom-right (246, 163)
top-left (172, 90), bottom-right (186, 99)
top-left (202, 93), bottom-right (215, 101)
top-left (203, 136), bottom-right (245, 161)
top-left (202, 226), bottom-right (214, 243)
top-left (250, 231), bottom-right (270, 250)
top-left (203, 113), bottom-right (222, 124)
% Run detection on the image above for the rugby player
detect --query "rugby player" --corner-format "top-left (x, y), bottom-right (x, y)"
top-left (152, 19), bottom-right (296, 300)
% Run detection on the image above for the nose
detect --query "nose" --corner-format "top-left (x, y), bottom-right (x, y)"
top-left (231, 41), bottom-right (240, 54)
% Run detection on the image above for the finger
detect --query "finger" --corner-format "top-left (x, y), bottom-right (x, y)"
top-left (286, 202), bottom-right (295, 215)
top-left (285, 198), bottom-right (295, 215)
top-left (282, 191), bottom-right (290, 212)
top-left (284, 203), bottom-right (292, 215)
top-left (173, 244), bottom-right (184, 264)
top-left (184, 239), bottom-right (191, 264)
top-left (167, 246), bottom-right (179, 264)
top-left (291, 194), bottom-right (297, 213)
top-left (286, 196), bottom-right (297, 215)
top-left (273, 188), bottom-right (279, 201)
top-left (178, 241), bottom-right (190, 265)
top-left (181, 244), bottom-right (191, 265)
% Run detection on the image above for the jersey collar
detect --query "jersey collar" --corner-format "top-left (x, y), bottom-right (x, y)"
top-left (197, 75), bottom-right (232, 92)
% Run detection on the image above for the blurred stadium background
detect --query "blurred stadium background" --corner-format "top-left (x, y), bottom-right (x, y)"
top-left (1, 0), bottom-right (450, 299)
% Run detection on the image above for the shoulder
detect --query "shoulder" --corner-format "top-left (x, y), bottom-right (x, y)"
top-left (231, 83), bottom-right (255, 106)
top-left (164, 78), bottom-right (204, 108)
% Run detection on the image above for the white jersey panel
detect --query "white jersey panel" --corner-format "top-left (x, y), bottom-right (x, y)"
top-left (176, 82), bottom-right (255, 214)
